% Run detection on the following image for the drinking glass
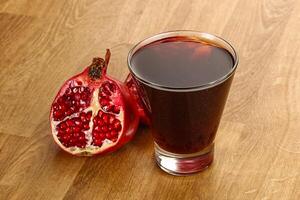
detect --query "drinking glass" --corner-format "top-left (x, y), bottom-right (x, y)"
top-left (127, 31), bottom-right (238, 175)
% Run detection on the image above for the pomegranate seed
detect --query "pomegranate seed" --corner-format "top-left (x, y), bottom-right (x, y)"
top-left (57, 98), bottom-right (64, 104)
top-left (112, 138), bottom-right (117, 142)
top-left (113, 120), bottom-right (121, 131)
top-left (53, 103), bottom-right (59, 110)
top-left (110, 84), bottom-right (116, 93)
top-left (102, 82), bottom-right (109, 88)
top-left (74, 120), bottom-right (82, 126)
top-left (113, 106), bottom-right (120, 114)
top-left (83, 124), bottom-right (89, 130)
top-left (106, 105), bottom-right (114, 112)
top-left (106, 132), bottom-right (112, 139)
top-left (102, 114), bottom-right (109, 124)
top-left (58, 129), bottom-right (66, 134)
top-left (116, 125), bottom-right (121, 131)
top-left (63, 135), bottom-right (70, 141)
top-left (79, 136), bottom-right (85, 141)
top-left (101, 126), bottom-right (108, 132)
top-left (59, 104), bottom-right (66, 110)
top-left (100, 98), bottom-right (110, 106)
top-left (73, 126), bottom-right (81, 132)
top-left (81, 117), bottom-right (88, 123)
top-left (65, 88), bottom-right (71, 94)
top-left (81, 94), bottom-right (87, 100)
top-left (77, 81), bottom-right (82, 85)
top-left (99, 92), bottom-right (107, 98)
top-left (98, 119), bottom-right (104, 126)
top-left (74, 94), bottom-right (81, 100)
top-left (93, 116), bottom-right (100, 124)
top-left (53, 110), bottom-right (62, 119)
top-left (108, 115), bottom-right (115, 123)
top-left (94, 139), bottom-right (102, 146)
top-left (101, 87), bottom-right (111, 96)
top-left (72, 88), bottom-right (78, 93)
top-left (104, 82), bottom-right (116, 93)
top-left (94, 126), bottom-right (101, 132)
top-left (86, 111), bottom-right (92, 119)
top-left (59, 122), bottom-right (67, 130)
top-left (73, 132), bottom-right (80, 138)
top-left (99, 133), bottom-right (105, 140)
top-left (70, 106), bottom-right (75, 112)
top-left (111, 130), bottom-right (118, 137)
top-left (66, 110), bottom-right (72, 116)
top-left (72, 137), bottom-right (78, 143)
top-left (102, 106), bottom-right (108, 111)
top-left (66, 127), bottom-right (72, 134)
top-left (97, 110), bottom-right (103, 116)
top-left (80, 112), bottom-right (86, 117)
top-left (66, 120), bottom-right (75, 127)
top-left (93, 133), bottom-right (101, 139)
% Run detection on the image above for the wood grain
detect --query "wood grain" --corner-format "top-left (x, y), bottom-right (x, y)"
top-left (0, 0), bottom-right (299, 199)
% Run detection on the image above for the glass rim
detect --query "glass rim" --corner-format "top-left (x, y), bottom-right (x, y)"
top-left (127, 30), bottom-right (239, 92)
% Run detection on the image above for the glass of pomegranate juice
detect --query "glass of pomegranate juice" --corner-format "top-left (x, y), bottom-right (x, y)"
top-left (127, 31), bottom-right (238, 175)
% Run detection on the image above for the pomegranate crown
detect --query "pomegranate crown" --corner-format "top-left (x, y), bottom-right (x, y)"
top-left (88, 49), bottom-right (111, 80)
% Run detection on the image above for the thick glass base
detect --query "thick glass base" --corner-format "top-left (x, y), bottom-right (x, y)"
top-left (155, 143), bottom-right (214, 176)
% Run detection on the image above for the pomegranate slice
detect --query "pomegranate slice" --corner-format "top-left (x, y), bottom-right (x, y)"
top-left (50, 50), bottom-right (139, 156)
top-left (125, 74), bottom-right (150, 125)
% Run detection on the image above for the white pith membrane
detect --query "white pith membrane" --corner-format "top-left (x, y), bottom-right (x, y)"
top-left (51, 80), bottom-right (124, 155)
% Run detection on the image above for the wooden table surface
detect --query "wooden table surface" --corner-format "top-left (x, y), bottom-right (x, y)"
top-left (1, 0), bottom-right (299, 199)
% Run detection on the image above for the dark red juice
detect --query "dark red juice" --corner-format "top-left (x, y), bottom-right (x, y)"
top-left (130, 36), bottom-right (234, 154)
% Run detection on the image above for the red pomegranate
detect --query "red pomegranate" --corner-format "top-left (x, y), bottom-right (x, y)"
top-left (50, 50), bottom-right (139, 156)
top-left (125, 74), bottom-right (150, 125)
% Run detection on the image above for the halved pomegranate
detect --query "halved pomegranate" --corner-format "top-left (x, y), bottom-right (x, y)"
top-left (125, 74), bottom-right (150, 125)
top-left (50, 50), bottom-right (139, 156)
